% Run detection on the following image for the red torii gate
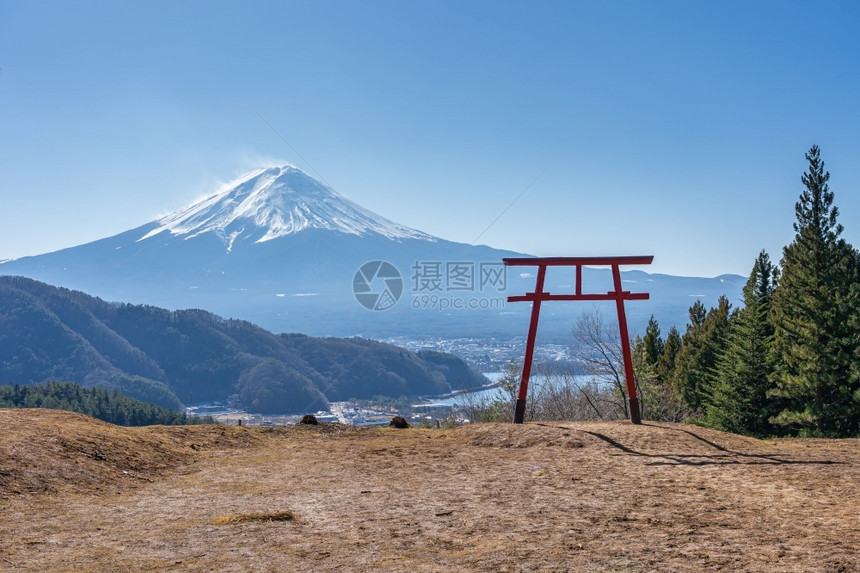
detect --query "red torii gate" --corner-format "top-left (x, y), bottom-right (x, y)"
top-left (503, 256), bottom-right (653, 425)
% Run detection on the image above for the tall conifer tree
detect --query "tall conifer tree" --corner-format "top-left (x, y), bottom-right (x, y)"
top-left (770, 145), bottom-right (860, 437)
top-left (708, 251), bottom-right (779, 435)
top-left (657, 325), bottom-right (682, 382)
top-left (641, 315), bottom-right (664, 366)
top-left (673, 297), bottom-right (733, 410)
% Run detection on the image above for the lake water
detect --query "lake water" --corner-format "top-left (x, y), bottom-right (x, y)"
top-left (420, 372), bottom-right (595, 407)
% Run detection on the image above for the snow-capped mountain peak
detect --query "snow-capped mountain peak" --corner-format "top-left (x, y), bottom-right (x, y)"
top-left (138, 165), bottom-right (435, 250)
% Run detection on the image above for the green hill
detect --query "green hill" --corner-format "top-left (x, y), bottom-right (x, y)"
top-left (0, 276), bottom-right (487, 413)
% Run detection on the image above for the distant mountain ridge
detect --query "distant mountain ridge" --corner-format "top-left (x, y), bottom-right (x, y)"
top-left (0, 166), bottom-right (745, 340)
top-left (0, 276), bottom-right (488, 413)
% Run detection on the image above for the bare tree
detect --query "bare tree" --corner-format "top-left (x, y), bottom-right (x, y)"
top-left (571, 308), bottom-right (629, 420)
top-left (527, 361), bottom-right (608, 421)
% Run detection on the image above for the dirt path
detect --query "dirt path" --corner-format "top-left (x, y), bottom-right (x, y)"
top-left (1, 410), bottom-right (857, 571)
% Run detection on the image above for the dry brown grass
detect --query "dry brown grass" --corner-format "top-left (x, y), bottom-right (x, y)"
top-left (1, 408), bottom-right (857, 572)
top-left (212, 510), bottom-right (297, 525)
top-left (0, 408), bottom-right (262, 498)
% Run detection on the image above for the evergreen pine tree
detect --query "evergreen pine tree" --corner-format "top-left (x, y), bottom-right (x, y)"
top-left (673, 296), bottom-right (734, 411)
top-left (632, 319), bottom-right (691, 422)
top-left (641, 315), bottom-right (664, 366)
top-left (770, 145), bottom-right (860, 437)
top-left (689, 300), bottom-right (706, 329)
top-left (707, 251), bottom-right (779, 436)
top-left (657, 326), bottom-right (682, 383)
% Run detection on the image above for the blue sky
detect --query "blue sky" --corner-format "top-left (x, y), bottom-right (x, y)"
top-left (1, 0), bottom-right (858, 277)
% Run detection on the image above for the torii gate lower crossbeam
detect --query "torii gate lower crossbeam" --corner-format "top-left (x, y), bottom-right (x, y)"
top-left (503, 256), bottom-right (654, 424)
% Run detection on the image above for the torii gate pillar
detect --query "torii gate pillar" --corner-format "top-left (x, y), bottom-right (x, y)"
top-left (503, 256), bottom-right (653, 424)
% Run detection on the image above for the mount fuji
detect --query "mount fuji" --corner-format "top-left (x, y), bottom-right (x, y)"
top-left (1, 166), bottom-right (744, 341)
top-left (139, 166), bottom-right (436, 248)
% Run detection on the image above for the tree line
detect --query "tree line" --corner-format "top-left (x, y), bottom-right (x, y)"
top-left (0, 381), bottom-right (214, 426)
top-left (635, 145), bottom-right (859, 437)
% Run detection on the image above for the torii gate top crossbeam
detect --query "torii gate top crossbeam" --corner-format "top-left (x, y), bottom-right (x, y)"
top-left (503, 256), bottom-right (654, 267)
top-left (504, 257), bottom-right (652, 302)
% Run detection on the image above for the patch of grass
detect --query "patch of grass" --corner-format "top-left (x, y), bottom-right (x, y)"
top-left (212, 510), bottom-right (297, 525)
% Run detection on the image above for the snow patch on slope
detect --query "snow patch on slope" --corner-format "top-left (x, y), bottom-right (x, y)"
top-left (138, 166), bottom-right (435, 248)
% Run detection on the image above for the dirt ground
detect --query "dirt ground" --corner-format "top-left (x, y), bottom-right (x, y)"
top-left (0, 408), bottom-right (857, 572)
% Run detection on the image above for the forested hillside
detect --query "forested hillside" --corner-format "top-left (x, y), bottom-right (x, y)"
top-left (0, 278), bottom-right (487, 413)
top-left (0, 381), bottom-right (210, 426)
